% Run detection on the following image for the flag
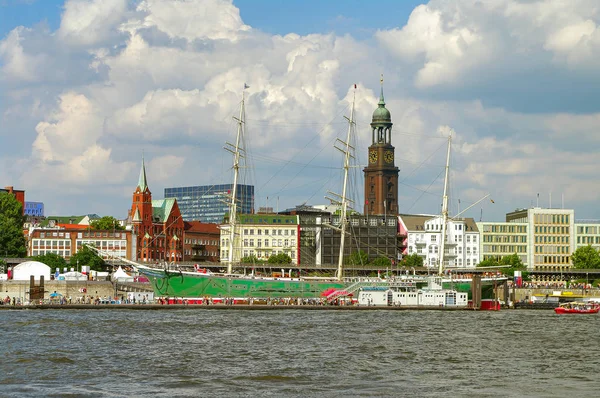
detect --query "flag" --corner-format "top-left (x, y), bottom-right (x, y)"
top-left (365, 199), bottom-right (369, 205)
top-left (244, 83), bottom-right (249, 89)
top-left (354, 84), bottom-right (357, 89)
top-left (490, 199), bottom-right (495, 203)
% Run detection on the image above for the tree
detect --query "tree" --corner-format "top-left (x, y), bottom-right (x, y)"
top-left (240, 255), bottom-right (265, 264)
top-left (499, 253), bottom-right (524, 268)
top-left (90, 216), bottom-right (125, 231)
top-left (477, 258), bottom-right (499, 268)
top-left (70, 245), bottom-right (106, 271)
top-left (0, 192), bottom-right (27, 257)
top-left (499, 253), bottom-right (526, 278)
top-left (267, 253), bottom-right (292, 264)
top-left (31, 253), bottom-right (67, 270)
top-left (370, 256), bottom-right (392, 268)
top-left (571, 245), bottom-right (600, 269)
top-left (345, 250), bottom-right (368, 266)
top-left (402, 253), bottom-right (424, 268)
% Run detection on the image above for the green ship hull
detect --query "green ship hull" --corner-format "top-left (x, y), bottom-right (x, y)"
top-left (137, 266), bottom-right (502, 300)
top-left (138, 267), bottom-right (346, 299)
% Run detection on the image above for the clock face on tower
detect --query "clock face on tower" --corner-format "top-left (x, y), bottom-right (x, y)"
top-left (384, 150), bottom-right (394, 164)
top-left (369, 150), bottom-right (378, 164)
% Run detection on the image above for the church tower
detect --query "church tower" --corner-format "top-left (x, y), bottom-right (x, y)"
top-left (363, 76), bottom-right (399, 215)
top-left (130, 157), bottom-right (153, 261)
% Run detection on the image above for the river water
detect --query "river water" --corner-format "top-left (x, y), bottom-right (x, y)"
top-left (0, 308), bottom-right (597, 397)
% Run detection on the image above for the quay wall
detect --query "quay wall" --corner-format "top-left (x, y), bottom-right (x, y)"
top-left (497, 286), bottom-right (600, 302)
top-left (0, 281), bottom-right (115, 303)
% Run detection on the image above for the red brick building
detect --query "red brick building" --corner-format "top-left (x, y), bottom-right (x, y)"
top-left (1, 186), bottom-right (25, 214)
top-left (183, 221), bottom-right (220, 263)
top-left (129, 158), bottom-right (184, 262)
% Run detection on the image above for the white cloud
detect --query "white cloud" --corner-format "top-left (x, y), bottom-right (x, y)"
top-left (2, 0), bottom-right (600, 221)
top-left (134, 0), bottom-right (250, 42)
top-left (58, 0), bottom-right (129, 46)
top-left (0, 27), bottom-right (44, 82)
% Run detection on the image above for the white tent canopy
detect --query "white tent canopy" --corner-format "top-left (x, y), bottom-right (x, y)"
top-left (12, 261), bottom-right (51, 281)
top-left (112, 266), bottom-right (133, 282)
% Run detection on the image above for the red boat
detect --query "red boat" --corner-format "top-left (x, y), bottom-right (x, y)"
top-left (554, 302), bottom-right (600, 314)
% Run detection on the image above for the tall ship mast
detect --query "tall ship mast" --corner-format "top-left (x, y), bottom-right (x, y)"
top-left (224, 87), bottom-right (247, 274)
top-left (438, 132), bottom-right (452, 276)
top-left (334, 87), bottom-right (356, 280)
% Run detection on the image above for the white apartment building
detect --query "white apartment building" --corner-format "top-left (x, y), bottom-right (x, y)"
top-left (400, 214), bottom-right (480, 269)
top-left (220, 214), bottom-right (299, 264)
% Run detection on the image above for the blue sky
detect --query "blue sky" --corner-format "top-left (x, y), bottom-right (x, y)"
top-left (1, 0), bottom-right (600, 222)
top-left (0, 0), bottom-right (426, 38)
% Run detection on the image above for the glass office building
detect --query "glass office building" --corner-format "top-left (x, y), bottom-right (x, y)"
top-left (164, 184), bottom-right (255, 223)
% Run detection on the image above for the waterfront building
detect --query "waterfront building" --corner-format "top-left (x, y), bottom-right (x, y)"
top-left (400, 214), bottom-right (480, 269)
top-left (1, 186), bottom-right (25, 213)
top-left (363, 80), bottom-right (399, 216)
top-left (24, 201), bottom-right (44, 217)
top-left (220, 214), bottom-right (299, 265)
top-left (183, 221), bottom-right (220, 263)
top-left (129, 159), bottom-right (184, 262)
top-left (280, 205), bottom-right (398, 266)
top-left (476, 221), bottom-right (528, 267)
top-left (27, 225), bottom-right (133, 260)
top-left (164, 184), bottom-right (254, 223)
top-left (505, 208), bottom-right (575, 273)
top-left (574, 220), bottom-right (600, 251)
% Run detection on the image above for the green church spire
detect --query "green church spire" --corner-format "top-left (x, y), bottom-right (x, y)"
top-left (138, 155), bottom-right (148, 192)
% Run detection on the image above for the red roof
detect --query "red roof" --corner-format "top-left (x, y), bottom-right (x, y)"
top-left (183, 221), bottom-right (219, 234)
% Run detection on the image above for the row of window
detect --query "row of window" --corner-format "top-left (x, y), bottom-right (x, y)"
top-left (577, 226), bottom-right (600, 234)
top-left (533, 255), bottom-right (570, 265)
top-left (534, 245), bottom-right (570, 254)
top-left (408, 246), bottom-right (478, 255)
top-left (184, 239), bottom-right (219, 245)
top-left (243, 229), bottom-right (296, 236)
top-left (183, 249), bottom-right (218, 257)
top-left (533, 214), bottom-right (570, 225)
top-left (31, 249), bottom-right (71, 257)
top-left (242, 238), bottom-right (296, 248)
top-left (242, 250), bottom-right (296, 259)
top-left (534, 226), bottom-right (570, 234)
top-left (535, 235), bottom-right (569, 244)
top-left (483, 235), bottom-right (527, 243)
top-left (481, 225), bottom-right (527, 233)
top-left (482, 245), bottom-right (527, 253)
top-left (349, 218), bottom-right (396, 227)
top-left (577, 236), bottom-right (600, 244)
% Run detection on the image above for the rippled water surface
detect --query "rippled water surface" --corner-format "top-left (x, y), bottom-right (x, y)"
top-left (1, 309), bottom-right (598, 397)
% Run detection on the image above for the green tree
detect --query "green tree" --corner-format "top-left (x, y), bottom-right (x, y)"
top-left (70, 245), bottom-right (106, 271)
top-left (345, 250), bottom-right (368, 266)
top-left (571, 245), bottom-right (600, 269)
top-left (31, 253), bottom-right (67, 270)
top-left (0, 192), bottom-right (27, 257)
top-left (499, 253), bottom-right (527, 278)
top-left (477, 258), bottom-right (499, 268)
top-left (267, 253), bottom-right (292, 264)
top-left (499, 253), bottom-right (524, 268)
top-left (402, 253), bottom-right (424, 268)
top-left (90, 216), bottom-right (124, 231)
top-left (240, 255), bottom-right (265, 264)
top-left (370, 256), bottom-right (392, 268)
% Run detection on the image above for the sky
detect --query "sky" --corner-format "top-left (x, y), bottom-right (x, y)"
top-left (1, 0), bottom-right (600, 222)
